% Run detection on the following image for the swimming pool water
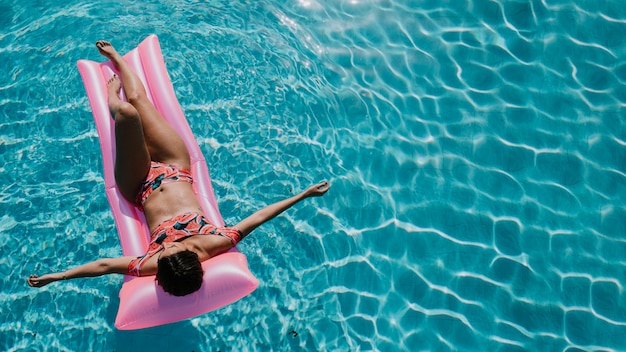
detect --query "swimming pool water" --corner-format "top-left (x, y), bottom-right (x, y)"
top-left (2, 0), bottom-right (626, 351)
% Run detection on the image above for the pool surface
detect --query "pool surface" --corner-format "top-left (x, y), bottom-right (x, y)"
top-left (1, 0), bottom-right (626, 351)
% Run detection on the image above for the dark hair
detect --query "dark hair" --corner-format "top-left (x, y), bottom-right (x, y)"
top-left (156, 250), bottom-right (204, 296)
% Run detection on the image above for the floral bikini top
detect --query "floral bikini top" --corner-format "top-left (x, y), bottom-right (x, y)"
top-left (127, 212), bottom-right (242, 276)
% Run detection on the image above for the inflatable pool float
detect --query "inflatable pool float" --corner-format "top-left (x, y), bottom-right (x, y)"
top-left (77, 34), bottom-right (259, 330)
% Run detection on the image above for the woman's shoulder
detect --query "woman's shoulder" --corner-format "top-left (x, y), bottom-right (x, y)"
top-left (189, 234), bottom-right (232, 260)
top-left (136, 255), bottom-right (159, 276)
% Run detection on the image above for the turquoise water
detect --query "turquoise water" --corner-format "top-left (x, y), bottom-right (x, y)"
top-left (2, 0), bottom-right (626, 350)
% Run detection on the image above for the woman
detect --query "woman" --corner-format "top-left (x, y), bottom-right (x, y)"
top-left (26, 41), bottom-right (330, 296)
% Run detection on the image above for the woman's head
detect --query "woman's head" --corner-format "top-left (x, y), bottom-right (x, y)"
top-left (156, 249), bottom-right (204, 296)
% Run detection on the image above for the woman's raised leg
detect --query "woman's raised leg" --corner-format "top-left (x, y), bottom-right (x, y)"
top-left (107, 75), bottom-right (150, 203)
top-left (97, 40), bottom-right (190, 169)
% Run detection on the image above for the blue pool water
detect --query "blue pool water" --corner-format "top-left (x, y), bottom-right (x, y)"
top-left (2, 0), bottom-right (626, 350)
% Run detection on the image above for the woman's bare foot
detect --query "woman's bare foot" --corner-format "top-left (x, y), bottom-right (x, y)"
top-left (96, 40), bottom-right (122, 62)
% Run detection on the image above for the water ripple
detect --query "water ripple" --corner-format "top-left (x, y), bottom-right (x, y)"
top-left (3, 0), bottom-right (626, 350)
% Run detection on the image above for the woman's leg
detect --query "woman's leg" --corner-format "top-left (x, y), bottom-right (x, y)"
top-left (107, 75), bottom-right (151, 203)
top-left (97, 40), bottom-right (191, 169)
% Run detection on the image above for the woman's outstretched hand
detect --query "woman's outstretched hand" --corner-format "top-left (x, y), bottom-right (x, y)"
top-left (302, 180), bottom-right (330, 198)
top-left (233, 180), bottom-right (331, 238)
top-left (26, 274), bottom-right (58, 288)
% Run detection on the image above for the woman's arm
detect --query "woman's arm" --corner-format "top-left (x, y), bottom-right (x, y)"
top-left (26, 256), bottom-right (134, 288)
top-left (235, 180), bottom-right (330, 238)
